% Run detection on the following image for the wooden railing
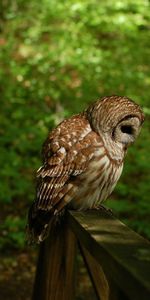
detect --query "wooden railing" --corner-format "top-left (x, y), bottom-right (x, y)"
top-left (32, 210), bottom-right (150, 300)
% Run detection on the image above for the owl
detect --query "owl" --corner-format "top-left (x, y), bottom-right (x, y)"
top-left (27, 95), bottom-right (144, 243)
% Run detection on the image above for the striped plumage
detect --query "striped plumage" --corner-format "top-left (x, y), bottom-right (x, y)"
top-left (27, 95), bottom-right (144, 243)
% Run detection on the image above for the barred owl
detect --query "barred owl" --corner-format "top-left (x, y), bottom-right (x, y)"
top-left (27, 95), bottom-right (144, 243)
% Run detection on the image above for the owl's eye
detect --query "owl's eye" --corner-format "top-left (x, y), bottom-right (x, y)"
top-left (121, 125), bottom-right (133, 135)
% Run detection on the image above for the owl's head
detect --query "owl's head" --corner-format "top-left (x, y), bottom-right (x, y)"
top-left (86, 95), bottom-right (145, 147)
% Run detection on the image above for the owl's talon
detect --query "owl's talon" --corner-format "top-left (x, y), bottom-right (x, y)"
top-left (93, 205), bottom-right (113, 216)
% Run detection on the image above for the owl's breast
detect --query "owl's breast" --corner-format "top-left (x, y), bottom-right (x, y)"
top-left (70, 149), bottom-right (123, 210)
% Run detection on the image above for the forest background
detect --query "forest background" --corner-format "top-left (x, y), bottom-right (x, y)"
top-left (0, 1), bottom-right (150, 299)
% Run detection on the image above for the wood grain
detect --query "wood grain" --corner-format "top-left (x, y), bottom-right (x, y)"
top-left (32, 219), bottom-right (77, 300)
top-left (68, 209), bottom-right (150, 300)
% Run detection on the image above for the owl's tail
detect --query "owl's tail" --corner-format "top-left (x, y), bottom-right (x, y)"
top-left (26, 203), bottom-right (55, 244)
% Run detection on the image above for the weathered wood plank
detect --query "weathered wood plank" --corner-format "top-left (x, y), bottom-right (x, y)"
top-left (32, 220), bottom-right (77, 300)
top-left (68, 210), bottom-right (150, 300)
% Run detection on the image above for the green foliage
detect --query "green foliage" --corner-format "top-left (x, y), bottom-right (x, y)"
top-left (0, 0), bottom-right (150, 248)
top-left (0, 215), bottom-right (26, 249)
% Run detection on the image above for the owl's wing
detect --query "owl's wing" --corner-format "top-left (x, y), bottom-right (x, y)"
top-left (35, 114), bottom-right (98, 213)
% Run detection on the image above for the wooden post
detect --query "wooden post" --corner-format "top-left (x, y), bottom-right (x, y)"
top-left (32, 219), bottom-right (77, 300)
top-left (32, 210), bottom-right (150, 300)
